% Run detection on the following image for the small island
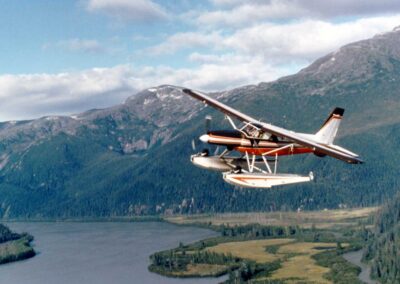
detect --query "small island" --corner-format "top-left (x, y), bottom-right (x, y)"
top-left (0, 223), bottom-right (35, 265)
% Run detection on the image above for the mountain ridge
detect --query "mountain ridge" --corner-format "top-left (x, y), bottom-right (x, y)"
top-left (1, 28), bottom-right (400, 218)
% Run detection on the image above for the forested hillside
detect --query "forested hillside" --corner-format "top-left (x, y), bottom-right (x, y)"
top-left (0, 224), bottom-right (22, 243)
top-left (364, 193), bottom-right (400, 283)
top-left (1, 28), bottom-right (400, 218)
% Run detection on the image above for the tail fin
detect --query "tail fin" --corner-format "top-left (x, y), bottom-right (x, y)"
top-left (315, 108), bottom-right (344, 145)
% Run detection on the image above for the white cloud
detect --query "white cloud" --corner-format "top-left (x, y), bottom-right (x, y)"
top-left (86, 0), bottom-right (168, 22)
top-left (44, 38), bottom-right (106, 54)
top-left (147, 31), bottom-right (223, 55)
top-left (139, 55), bottom-right (284, 90)
top-left (149, 15), bottom-right (400, 63)
top-left (223, 16), bottom-right (400, 61)
top-left (0, 58), bottom-right (288, 121)
top-left (297, 0), bottom-right (400, 18)
top-left (209, 0), bottom-right (242, 6)
top-left (4, 1), bottom-right (400, 122)
top-left (178, 55), bottom-right (288, 90)
top-left (198, 1), bottom-right (306, 27)
top-left (188, 52), bottom-right (225, 63)
top-left (199, 0), bottom-right (400, 28)
top-left (0, 66), bottom-right (137, 121)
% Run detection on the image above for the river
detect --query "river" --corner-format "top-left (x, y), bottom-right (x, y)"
top-left (342, 249), bottom-right (379, 284)
top-left (0, 222), bottom-right (228, 284)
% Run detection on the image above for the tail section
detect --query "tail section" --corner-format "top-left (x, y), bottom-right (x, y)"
top-left (315, 108), bottom-right (344, 145)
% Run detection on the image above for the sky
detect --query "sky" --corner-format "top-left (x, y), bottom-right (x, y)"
top-left (1, 0), bottom-right (400, 121)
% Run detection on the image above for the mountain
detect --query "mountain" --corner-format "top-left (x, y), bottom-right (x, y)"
top-left (2, 28), bottom-right (400, 218)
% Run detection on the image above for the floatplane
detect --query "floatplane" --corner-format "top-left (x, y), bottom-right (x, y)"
top-left (179, 87), bottom-right (362, 189)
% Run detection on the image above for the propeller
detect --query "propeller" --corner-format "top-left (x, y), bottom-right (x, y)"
top-left (191, 139), bottom-right (196, 151)
top-left (191, 137), bottom-right (209, 156)
top-left (205, 115), bottom-right (212, 132)
top-left (191, 115), bottom-right (213, 155)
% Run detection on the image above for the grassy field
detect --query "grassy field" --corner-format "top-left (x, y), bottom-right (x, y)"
top-left (0, 236), bottom-right (35, 264)
top-left (169, 264), bottom-right (229, 277)
top-left (205, 239), bottom-right (348, 283)
top-left (165, 207), bottom-right (378, 229)
top-left (269, 242), bottom-right (341, 284)
top-left (271, 254), bottom-right (331, 284)
top-left (206, 238), bottom-right (294, 263)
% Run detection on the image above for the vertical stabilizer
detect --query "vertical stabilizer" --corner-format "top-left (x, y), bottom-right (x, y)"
top-left (315, 108), bottom-right (344, 145)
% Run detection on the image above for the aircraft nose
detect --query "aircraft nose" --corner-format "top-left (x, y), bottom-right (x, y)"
top-left (199, 134), bottom-right (209, 143)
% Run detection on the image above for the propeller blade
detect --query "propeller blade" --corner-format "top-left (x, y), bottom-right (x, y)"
top-left (205, 115), bottom-right (212, 132)
top-left (191, 139), bottom-right (196, 151)
top-left (201, 148), bottom-right (209, 156)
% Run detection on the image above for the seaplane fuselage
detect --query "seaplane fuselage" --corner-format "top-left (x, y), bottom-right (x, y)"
top-left (201, 130), bottom-right (313, 156)
top-left (179, 87), bottom-right (362, 189)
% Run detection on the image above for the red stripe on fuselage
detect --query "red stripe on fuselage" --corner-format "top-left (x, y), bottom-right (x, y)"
top-left (234, 146), bottom-right (313, 156)
top-left (207, 134), bottom-right (313, 156)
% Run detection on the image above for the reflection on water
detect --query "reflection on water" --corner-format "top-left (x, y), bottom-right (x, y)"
top-left (0, 222), bottom-right (226, 284)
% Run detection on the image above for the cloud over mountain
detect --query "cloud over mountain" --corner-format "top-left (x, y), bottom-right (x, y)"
top-left (86, 0), bottom-right (168, 22)
top-left (2, 0), bottom-right (400, 121)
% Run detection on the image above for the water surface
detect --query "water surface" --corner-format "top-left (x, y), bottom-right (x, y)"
top-left (0, 222), bottom-right (226, 284)
top-left (342, 249), bottom-right (378, 284)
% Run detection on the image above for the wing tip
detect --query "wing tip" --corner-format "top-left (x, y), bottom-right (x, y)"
top-left (333, 107), bottom-right (345, 116)
top-left (349, 157), bottom-right (364, 164)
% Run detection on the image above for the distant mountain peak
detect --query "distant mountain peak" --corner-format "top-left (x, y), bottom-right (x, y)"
top-left (288, 27), bottom-right (400, 93)
top-left (392, 25), bottom-right (400, 32)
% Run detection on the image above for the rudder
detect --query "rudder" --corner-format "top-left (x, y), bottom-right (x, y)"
top-left (315, 107), bottom-right (344, 145)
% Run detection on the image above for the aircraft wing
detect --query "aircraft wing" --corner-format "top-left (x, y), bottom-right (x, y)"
top-left (182, 88), bottom-right (363, 164)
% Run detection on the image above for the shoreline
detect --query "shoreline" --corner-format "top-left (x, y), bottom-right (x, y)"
top-left (146, 208), bottom-right (378, 283)
top-left (0, 206), bottom-right (378, 225)
top-left (147, 223), bottom-right (365, 282)
top-left (1, 215), bottom-right (164, 223)
top-left (0, 209), bottom-right (377, 283)
top-left (0, 234), bottom-right (36, 266)
top-left (0, 222), bottom-right (222, 284)
top-left (342, 249), bottom-right (379, 284)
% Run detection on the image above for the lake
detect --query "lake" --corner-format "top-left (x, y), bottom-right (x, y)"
top-left (0, 222), bottom-right (227, 284)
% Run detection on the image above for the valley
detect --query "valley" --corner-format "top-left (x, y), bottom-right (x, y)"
top-left (3, 2), bottom-right (400, 284)
top-left (149, 206), bottom-right (379, 283)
